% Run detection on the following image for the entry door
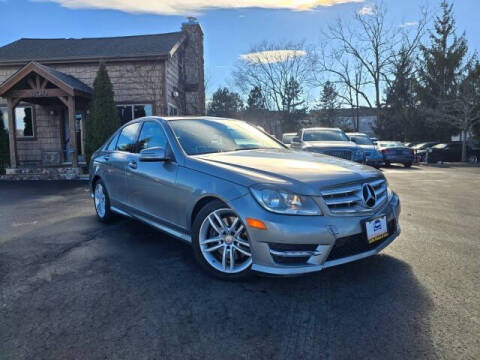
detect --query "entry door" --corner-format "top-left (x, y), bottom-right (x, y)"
top-left (63, 109), bottom-right (72, 163)
top-left (126, 121), bottom-right (180, 227)
top-left (62, 110), bottom-right (84, 163)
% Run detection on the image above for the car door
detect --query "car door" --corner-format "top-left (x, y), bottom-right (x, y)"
top-left (107, 122), bottom-right (140, 208)
top-left (125, 120), bottom-right (180, 227)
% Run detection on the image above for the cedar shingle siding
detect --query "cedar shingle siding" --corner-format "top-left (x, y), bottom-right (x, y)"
top-left (0, 22), bottom-right (205, 167)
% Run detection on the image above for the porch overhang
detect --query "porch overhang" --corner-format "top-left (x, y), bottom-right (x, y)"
top-left (0, 62), bottom-right (92, 169)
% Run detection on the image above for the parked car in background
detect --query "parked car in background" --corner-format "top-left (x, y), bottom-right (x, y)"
top-left (377, 141), bottom-right (414, 167)
top-left (347, 132), bottom-right (384, 168)
top-left (291, 128), bottom-right (365, 163)
top-left (370, 137), bottom-right (379, 145)
top-left (404, 142), bottom-right (416, 148)
top-left (411, 142), bottom-right (439, 162)
top-left (89, 117), bottom-right (401, 280)
top-left (427, 142), bottom-right (479, 163)
top-left (282, 132), bottom-right (297, 147)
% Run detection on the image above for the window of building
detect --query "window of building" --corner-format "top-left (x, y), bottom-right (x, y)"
top-left (116, 123), bottom-right (140, 153)
top-left (168, 104), bottom-right (178, 116)
top-left (0, 106), bottom-right (34, 138)
top-left (137, 122), bottom-right (167, 152)
top-left (117, 104), bottom-right (152, 124)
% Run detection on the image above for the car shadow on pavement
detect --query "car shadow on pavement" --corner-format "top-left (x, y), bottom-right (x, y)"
top-left (0, 216), bottom-right (436, 360)
top-left (381, 164), bottom-right (421, 171)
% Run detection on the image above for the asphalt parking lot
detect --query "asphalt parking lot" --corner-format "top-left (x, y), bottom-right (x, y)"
top-left (1, 165), bottom-right (479, 360)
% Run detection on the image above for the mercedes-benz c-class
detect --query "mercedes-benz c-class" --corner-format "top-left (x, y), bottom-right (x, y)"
top-left (89, 117), bottom-right (401, 280)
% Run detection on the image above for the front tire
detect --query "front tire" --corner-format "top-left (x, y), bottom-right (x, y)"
top-left (192, 200), bottom-right (253, 280)
top-left (404, 162), bottom-right (412, 168)
top-left (93, 179), bottom-right (114, 223)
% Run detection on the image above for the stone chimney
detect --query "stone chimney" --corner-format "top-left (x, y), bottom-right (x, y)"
top-left (181, 18), bottom-right (205, 115)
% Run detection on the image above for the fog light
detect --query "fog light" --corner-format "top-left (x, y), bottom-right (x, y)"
top-left (246, 217), bottom-right (267, 230)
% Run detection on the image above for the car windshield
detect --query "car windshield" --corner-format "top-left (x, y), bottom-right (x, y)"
top-left (413, 142), bottom-right (432, 150)
top-left (303, 130), bottom-right (349, 142)
top-left (433, 143), bottom-right (448, 149)
top-left (168, 119), bottom-right (284, 155)
top-left (378, 142), bottom-right (403, 148)
top-left (349, 135), bottom-right (373, 145)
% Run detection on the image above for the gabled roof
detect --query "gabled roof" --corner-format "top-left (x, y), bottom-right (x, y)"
top-left (0, 62), bottom-right (92, 98)
top-left (0, 32), bottom-right (185, 64)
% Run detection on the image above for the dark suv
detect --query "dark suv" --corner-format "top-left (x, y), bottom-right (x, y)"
top-left (291, 128), bottom-right (365, 163)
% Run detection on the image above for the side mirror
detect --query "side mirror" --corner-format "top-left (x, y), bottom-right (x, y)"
top-left (139, 147), bottom-right (169, 162)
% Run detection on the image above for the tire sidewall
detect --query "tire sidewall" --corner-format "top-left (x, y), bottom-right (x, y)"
top-left (191, 200), bottom-right (253, 281)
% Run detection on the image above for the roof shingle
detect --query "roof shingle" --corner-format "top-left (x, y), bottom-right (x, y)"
top-left (0, 32), bottom-right (184, 63)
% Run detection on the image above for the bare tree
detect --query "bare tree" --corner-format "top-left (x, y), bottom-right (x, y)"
top-left (322, 1), bottom-right (427, 122)
top-left (233, 41), bottom-right (316, 113)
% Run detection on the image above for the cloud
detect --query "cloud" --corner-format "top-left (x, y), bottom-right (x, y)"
top-left (240, 50), bottom-right (307, 64)
top-left (399, 21), bottom-right (418, 28)
top-left (357, 4), bottom-right (374, 16)
top-left (34, 0), bottom-right (364, 15)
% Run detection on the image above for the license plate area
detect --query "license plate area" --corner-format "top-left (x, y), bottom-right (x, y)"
top-left (364, 215), bottom-right (389, 244)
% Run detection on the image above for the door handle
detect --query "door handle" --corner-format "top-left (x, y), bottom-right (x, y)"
top-left (104, 155), bottom-right (110, 161)
top-left (128, 160), bottom-right (137, 169)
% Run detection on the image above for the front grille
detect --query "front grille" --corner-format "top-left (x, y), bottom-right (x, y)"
top-left (321, 178), bottom-right (388, 215)
top-left (326, 219), bottom-right (396, 262)
top-left (323, 150), bottom-right (353, 160)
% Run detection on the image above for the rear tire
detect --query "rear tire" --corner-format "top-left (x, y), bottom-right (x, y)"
top-left (192, 200), bottom-right (253, 281)
top-left (384, 161), bottom-right (391, 167)
top-left (404, 162), bottom-right (412, 168)
top-left (93, 179), bottom-right (114, 223)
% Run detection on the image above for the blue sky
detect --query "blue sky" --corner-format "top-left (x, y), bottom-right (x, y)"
top-left (1, 0), bottom-right (479, 101)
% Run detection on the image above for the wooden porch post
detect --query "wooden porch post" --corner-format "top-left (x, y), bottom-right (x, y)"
top-left (7, 98), bottom-right (18, 168)
top-left (67, 96), bottom-right (78, 168)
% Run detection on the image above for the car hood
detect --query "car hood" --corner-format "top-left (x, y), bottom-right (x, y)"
top-left (188, 149), bottom-right (381, 196)
top-left (356, 144), bottom-right (377, 151)
top-left (302, 141), bottom-right (358, 150)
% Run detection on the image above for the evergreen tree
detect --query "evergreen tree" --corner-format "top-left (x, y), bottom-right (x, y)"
top-left (86, 63), bottom-right (120, 164)
top-left (417, 0), bottom-right (470, 140)
top-left (207, 87), bottom-right (244, 118)
top-left (317, 81), bottom-right (339, 127)
top-left (376, 48), bottom-right (424, 141)
top-left (246, 86), bottom-right (266, 111)
top-left (281, 77), bottom-right (304, 113)
top-left (0, 111), bottom-right (9, 171)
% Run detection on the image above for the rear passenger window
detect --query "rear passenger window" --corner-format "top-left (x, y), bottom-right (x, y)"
top-left (137, 122), bottom-right (167, 152)
top-left (116, 123), bottom-right (140, 152)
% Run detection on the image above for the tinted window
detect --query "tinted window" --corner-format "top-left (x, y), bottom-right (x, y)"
top-left (137, 122), bottom-right (167, 152)
top-left (116, 123), bottom-right (140, 152)
top-left (349, 135), bottom-right (373, 145)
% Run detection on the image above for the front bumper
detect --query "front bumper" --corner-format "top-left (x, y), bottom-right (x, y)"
top-left (230, 192), bottom-right (401, 275)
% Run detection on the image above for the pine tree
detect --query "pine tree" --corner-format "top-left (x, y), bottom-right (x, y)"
top-left (317, 81), bottom-right (339, 127)
top-left (207, 87), bottom-right (244, 118)
top-left (246, 86), bottom-right (266, 111)
top-left (417, 0), bottom-right (470, 140)
top-left (0, 110), bottom-right (9, 171)
top-left (85, 63), bottom-right (120, 163)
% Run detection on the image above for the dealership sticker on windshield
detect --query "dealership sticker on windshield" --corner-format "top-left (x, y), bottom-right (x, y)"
top-left (365, 216), bottom-right (388, 244)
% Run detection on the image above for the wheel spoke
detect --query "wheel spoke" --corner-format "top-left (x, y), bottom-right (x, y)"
top-left (233, 224), bottom-right (244, 238)
top-left (235, 238), bottom-right (250, 248)
top-left (233, 245), bottom-right (251, 257)
top-left (208, 215), bottom-right (222, 235)
top-left (200, 236), bottom-right (222, 245)
top-left (229, 246), bottom-right (235, 271)
top-left (222, 245), bottom-right (227, 270)
top-left (213, 211), bottom-right (227, 232)
top-left (204, 243), bottom-right (223, 252)
top-left (229, 217), bottom-right (239, 233)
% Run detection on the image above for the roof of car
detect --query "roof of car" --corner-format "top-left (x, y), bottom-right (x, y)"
top-left (303, 127), bottom-right (342, 131)
top-left (346, 132), bottom-right (368, 136)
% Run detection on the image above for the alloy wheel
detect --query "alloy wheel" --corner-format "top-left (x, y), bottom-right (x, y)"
top-left (94, 183), bottom-right (106, 218)
top-left (199, 208), bottom-right (252, 274)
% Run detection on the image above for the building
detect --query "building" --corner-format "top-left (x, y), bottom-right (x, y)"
top-left (0, 19), bottom-right (204, 178)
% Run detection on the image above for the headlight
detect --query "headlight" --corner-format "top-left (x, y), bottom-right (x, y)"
top-left (250, 186), bottom-right (322, 215)
top-left (353, 149), bottom-right (365, 160)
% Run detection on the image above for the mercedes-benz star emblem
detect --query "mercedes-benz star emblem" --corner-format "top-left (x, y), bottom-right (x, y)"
top-left (362, 184), bottom-right (376, 208)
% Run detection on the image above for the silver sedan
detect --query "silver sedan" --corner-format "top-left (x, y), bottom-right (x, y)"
top-left (89, 117), bottom-right (401, 280)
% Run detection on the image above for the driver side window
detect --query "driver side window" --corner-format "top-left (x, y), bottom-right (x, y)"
top-left (137, 122), bottom-right (167, 152)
